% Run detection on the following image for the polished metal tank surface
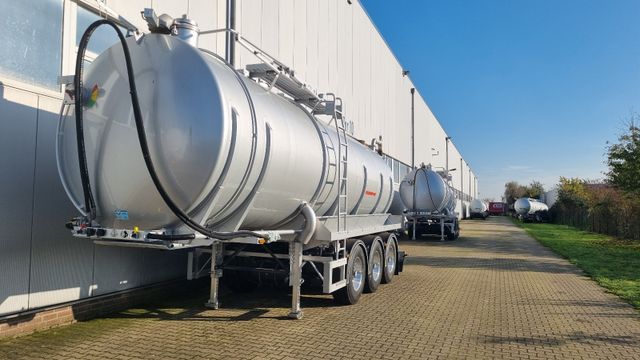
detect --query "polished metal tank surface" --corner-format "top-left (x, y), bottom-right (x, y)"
top-left (398, 166), bottom-right (455, 214)
top-left (514, 198), bottom-right (549, 215)
top-left (57, 34), bottom-right (393, 231)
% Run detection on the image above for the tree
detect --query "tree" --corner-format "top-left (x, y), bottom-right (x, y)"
top-left (527, 181), bottom-right (545, 199)
top-left (557, 177), bottom-right (589, 207)
top-left (606, 116), bottom-right (640, 195)
top-left (504, 181), bottom-right (527, 205)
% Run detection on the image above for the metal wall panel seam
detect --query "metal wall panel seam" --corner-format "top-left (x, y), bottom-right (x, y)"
top-left (25, 96), bottom-right (41, 311)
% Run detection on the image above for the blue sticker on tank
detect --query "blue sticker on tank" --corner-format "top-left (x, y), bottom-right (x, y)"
top-left (114, 209), bottom-right (129, 220)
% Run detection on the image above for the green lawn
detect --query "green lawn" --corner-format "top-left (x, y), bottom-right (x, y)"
top-left (517, 221), bottom-right (640, 309)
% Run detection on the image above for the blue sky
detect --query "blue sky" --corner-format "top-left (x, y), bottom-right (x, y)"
top-left (362, 0), bottom-right (640, 200)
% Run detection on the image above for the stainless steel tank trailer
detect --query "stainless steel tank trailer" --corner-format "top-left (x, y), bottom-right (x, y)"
top-left (56, 9), bottom-right (406, 319)
top-left (469, 199), bottom-right (489, 220)
top-left (514, 197), bottom-right (549, 222)
top-left (399, 164), bottom-right (460, 241)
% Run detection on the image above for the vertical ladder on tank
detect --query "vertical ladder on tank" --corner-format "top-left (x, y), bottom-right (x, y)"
top-left (336, 97), bottom-right (349, 260)
top-left (311, 94), bottom-right (349, 259)
top-left (334, 96), bottom-right (348, 234)
top-left (312, 94), bottom-right (349, 232)
top-left (316, 94), bottom-right (348, 232)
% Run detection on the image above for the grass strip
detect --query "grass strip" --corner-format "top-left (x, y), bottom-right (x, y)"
top-left (517, 221), bottom-right (640, 309)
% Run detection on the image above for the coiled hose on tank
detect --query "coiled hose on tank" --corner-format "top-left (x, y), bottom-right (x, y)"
top-left (74, 19), bottom-right (268, 241)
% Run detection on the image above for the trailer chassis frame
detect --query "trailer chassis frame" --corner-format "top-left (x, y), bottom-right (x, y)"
top-left (406, 211), bottom-right (459, 241)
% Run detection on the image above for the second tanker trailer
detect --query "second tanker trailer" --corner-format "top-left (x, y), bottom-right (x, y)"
top-left (57, 9), bottom-right (405, 319)
top-left (400, 164), bottom-right (460, 241)
top-left (469, 199), bottom-right (489, 219)
top-left (514, 197), bottom-right (549, 222)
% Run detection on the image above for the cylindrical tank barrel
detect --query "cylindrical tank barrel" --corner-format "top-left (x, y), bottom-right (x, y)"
top-left (514, 198), bottom-right (548, 215)
top-left (398, 166), bottom-right (456, 215)
top-left (57, 34), bottom-right (394, 231)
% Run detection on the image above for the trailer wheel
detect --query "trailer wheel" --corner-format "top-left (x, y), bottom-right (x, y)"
top-left (333, 244), bottom-right (366, 305)
top-left (365, 239), bottom-right (384, 293)
top-left (382, 236), bottom-right (397, 284)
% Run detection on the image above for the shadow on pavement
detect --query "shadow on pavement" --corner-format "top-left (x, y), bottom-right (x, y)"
top-left (479, 331), bottom-right (640, 348)
top-left (103, 285), bottom-right (337, 322)
top-left (405, 255), bottom-right (580, 274)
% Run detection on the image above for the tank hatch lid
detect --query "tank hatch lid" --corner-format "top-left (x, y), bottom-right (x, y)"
top-left (246, 63), bottom-right (326, 113)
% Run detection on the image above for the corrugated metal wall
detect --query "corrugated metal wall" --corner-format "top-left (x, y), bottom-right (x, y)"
top-left (0, 0), bottom-right (477, 317)
top-left (0, 84), bottom-right (188, 316)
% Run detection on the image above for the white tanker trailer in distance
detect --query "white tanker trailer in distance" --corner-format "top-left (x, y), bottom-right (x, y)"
top-left (57, 10), bottom-right (405, 319)
top-left (514, 198), bottom-right (549, 222)
top-left (399, 164), bottom-right (460, 241)
top-left (469, 199), bottom-right (489, 219)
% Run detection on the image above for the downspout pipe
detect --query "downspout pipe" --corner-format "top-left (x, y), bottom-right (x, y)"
top-left (445, 137), bottom-right (449, 172)
top-left (469, 168), bottom-right (472, 200)
top-left (410, 88), bottom-right (415, 169)
top-left (225, 0), bottom-right (236, 66)
top-left (460, 158), bottom-right (463, 200)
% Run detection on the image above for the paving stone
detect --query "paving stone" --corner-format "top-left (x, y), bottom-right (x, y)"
top-left (1, 217), bottom-right (639, 359)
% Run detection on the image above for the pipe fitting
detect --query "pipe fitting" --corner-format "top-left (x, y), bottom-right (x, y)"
top-left (298, 202), bottom-right (316, 244)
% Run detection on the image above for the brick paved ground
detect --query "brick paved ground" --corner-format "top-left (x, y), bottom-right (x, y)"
top-left (1, 216), bottom-right (639, 359)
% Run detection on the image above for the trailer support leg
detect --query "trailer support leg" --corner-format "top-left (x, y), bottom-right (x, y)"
top-left (440, 218), bottom-right (445, 242)
top-left (205, 242), bottom-right (222, 310)
top-left (412, 218), bottom-right (417, 240)
top-left (288, 241), bottom-right (303, 319)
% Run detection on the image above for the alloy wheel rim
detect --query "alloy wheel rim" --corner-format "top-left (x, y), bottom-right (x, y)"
top-left (352, 256), bottom-right (364, 292)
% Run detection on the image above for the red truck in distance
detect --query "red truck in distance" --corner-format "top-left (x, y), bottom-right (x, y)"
top-left (489, 202), bottom-right (507, 216)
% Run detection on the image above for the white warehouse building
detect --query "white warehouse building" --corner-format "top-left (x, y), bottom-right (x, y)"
top-left (0, 0), bottom-right (477, 319)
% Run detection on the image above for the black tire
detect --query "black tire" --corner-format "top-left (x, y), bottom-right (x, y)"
top-left (365, 239), bottom-right (384, 293)
top-left (406, 223), bottom-right (413, 238)
top-left (381, 236), bottom-right (397, 284)
top-left (333, 244), bottom-right (367, 305)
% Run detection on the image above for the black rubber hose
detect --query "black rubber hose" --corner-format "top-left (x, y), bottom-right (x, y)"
top-left (147, 233), bottom-right (196, 241)
top-left (75, 20), bottom-right (268, 240)
top-left (74, 27), bottom-right (98, 220)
